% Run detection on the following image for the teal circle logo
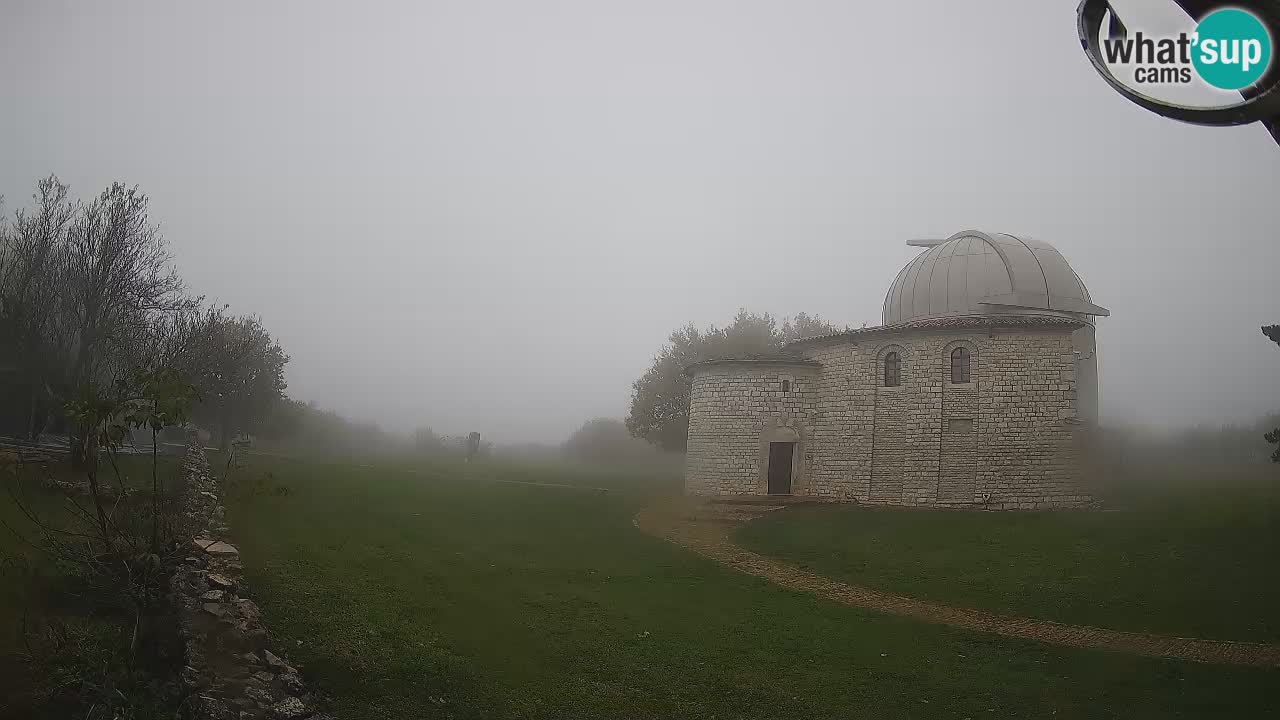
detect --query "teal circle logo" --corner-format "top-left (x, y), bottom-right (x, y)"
top-left (1192, 8), bottom-right (1272, 90)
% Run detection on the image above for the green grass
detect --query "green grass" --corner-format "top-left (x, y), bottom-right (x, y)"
top-left (225, 454), bottom-right (1278, 719)
top-left (0, 456), bottom-right (167, 647)
top-left (0, 453), bottom-right (184, 718)
top-left (735, 475), bottom-right (1280, 643)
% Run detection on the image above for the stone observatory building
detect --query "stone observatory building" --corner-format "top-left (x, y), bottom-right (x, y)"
top-left (684, 230), bottom-right (1108, 509)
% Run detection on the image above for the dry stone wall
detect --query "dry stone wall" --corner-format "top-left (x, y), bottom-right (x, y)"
top-left (175, 440), bottom-right (328, 720)
top-left (685, 326), bottom-right (1091, 509)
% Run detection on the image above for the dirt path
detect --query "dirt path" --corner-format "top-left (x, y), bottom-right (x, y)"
top-left (633, 496), bottom-right (1280, 668)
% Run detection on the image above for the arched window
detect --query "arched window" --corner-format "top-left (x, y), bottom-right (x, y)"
top-left (884, 352), bottom-right (901, 387)
top-left (951, 347), bottom-right (971, 384)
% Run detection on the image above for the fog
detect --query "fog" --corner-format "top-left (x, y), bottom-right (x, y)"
top-left (3, 0), bottom-right (1278, 444)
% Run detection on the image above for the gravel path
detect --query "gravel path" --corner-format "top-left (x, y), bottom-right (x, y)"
top-left (633, 496), bottom-right (1280, 668)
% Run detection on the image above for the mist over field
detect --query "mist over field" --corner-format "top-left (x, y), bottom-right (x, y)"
top-left (5, 3), bottom-right (1280, 720)
top-left (2, 0), bottom-right (1278, 447)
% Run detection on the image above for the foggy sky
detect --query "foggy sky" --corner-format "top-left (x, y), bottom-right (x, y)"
top-left (3, 0), bottom-right (1278, 444)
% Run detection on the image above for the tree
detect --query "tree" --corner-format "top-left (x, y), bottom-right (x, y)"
top-left (780, 312), bottom-right (840, 344)
top-left (248, 398), bottom-right (405, 456)
top-left (563, 417), bottom-right (665, 463)
top-left (625, 323), bottom-right (711, 452)
top-left (9, 359), bottom-right (201, 719)
top-left (187, 311), bottom-right (289, 450)
top-left (413, 426), bottom-right (443, 451)
top-left (0, 177), bottom-right (77, 439)
top-left (626, 310), bottom-right (842, 451)
top-left (1265, 326), bottom-right (1280, 463)
top-left (0, 177), bottom-right (185, 460)
top-left (62, 182), bottom-right (184, 395)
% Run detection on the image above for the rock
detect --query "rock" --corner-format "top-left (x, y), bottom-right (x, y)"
top-left (269, 696), bottom-right (309, 720)
top-left (201, 697), bottom-right (238, 720)
top-left (240, 651), bottom-right (261, 664)
top-left (279, 671), bottom-right (305, 695)
top-left (242, 625), bottom-right (269, 647)
top-left (262, 649), bottom-right (291, 671)
top-left (202, 589), bottom-right (226, 602)
top-left (208, 572), bottom-right (235, 589)
top-left (194, 537), bottom-right (240, 555)
top-left (235, 599), bottom-right (262, 623)
top-left (253, 670), bottom-right (274, 683)
top-left (202, 602), bottom-right (225, 617)
top-left (245, 686), bottom-right (277, 707)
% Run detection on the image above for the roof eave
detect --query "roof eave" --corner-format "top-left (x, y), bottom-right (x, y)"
top-left (783, 314), bottom-right (1087, 351)
top-left (684, 357), bottom-right (823, 377)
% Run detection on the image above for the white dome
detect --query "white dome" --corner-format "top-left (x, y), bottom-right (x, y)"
top-left (882, 230), bottom-right (1108, 326)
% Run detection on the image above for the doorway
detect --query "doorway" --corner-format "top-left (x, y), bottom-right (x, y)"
top-left (767, 442), bottom-right (795, 495)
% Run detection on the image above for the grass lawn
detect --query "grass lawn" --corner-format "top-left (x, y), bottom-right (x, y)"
top-left (225, 454), bottom-right (1279, 719)
top-left (0, 452), bottom-right (184, 718)
top-left (735, 474), bottom-right (1280, 644)
top-left (1, 453), bottom-right (184, 639)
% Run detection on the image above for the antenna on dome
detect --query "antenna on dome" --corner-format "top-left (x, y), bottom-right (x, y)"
top-left (906, 238), bottom-right (946, 248)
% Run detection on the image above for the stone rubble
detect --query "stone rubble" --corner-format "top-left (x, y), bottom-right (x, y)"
top-left (173, 439), bottom-right (330, 720)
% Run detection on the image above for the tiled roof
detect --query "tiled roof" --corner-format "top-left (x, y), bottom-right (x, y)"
top-left (784, 314), bottom-right (1084, 349)
top-left (684, 353), bottom-right (822, 376)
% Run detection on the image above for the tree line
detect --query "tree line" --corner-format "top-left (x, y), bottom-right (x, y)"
top-left (0, 176), bottom-right (291, 456)
top-left (0, 176), bottom-right (424, 718)
top-left (625, 310), bottom-right (843, 451)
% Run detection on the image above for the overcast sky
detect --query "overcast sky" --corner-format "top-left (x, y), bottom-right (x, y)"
top-left (3, 0), bottom-right (1277, 443)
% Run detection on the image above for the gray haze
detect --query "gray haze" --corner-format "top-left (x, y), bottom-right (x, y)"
top-left (3, 0), bottom-right (1278, 444)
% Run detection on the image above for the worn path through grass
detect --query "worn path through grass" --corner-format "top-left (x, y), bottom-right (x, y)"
top-left (636, 497), bottom-right (1280, 667)
top-left (734, 483), bottom-right (1280, 644)
top-left (224, 454), bottom-right (1279, 719)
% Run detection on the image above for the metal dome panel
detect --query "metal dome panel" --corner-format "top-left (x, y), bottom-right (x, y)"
top-left (881, 230), bottom-right (1108, 325)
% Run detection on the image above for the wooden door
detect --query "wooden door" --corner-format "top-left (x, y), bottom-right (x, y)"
top-left (767, 442), bottom-right (794, 495)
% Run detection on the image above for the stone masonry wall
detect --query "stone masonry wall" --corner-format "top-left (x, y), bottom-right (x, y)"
top-left (685, 364), bottom-right (816, 496)
top-left (686, 328), bottom-right (1091, 509)
top-left (939, 361), bottom-right (979, 504)
top-left (972, 332), bottom-right (1088, 508)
